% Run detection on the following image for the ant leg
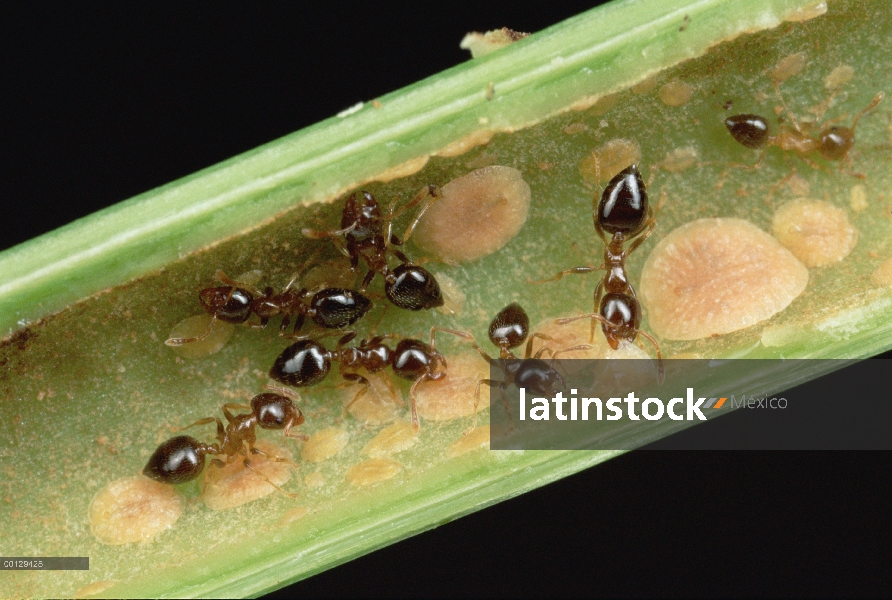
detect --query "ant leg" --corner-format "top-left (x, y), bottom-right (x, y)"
top-left (198, 456), bottom-right (228, 500)
top-left (165, 316), bottom-right (219, 346)
top-left (248, 445), bottom-right (300, 470)
top-left (590, 280), bottom-right (604, 343)
top-left (301, 221), bottom-right (357, 240)
top-left (525, 332), bottom-right (556, 359)
top-left (467, 378), bottom-right (495, 433)
top-left (595, 219), bottom-right (610, 246)
top-left (470, 342), bottom-right (497, 368)
top-left (282, 416), bottom-right (309, 442)
top-left (245, 316), bottom-right (270, 330)
top-left (636, 330), bottom-right (665, 384)
top-left (534, 343), bottom-right (593, 360)
top-left (772, 82), bottom-right (803, 133)
top-left (215, 270), bottom-right (263, 297)
top-left (281, 314), bottom-right (306, 339)
top-left (336, 330), bottom-right (358, 348)
top-left (851, 92), bottom-right (884, 132)
top-left (366, 300), bottom-right (390, 338)
top-left (764, 167), bottom-right (803, 204)
top-left (393, 184), bottom-right (441, 245)
top-left (339, 373), bottom-right (371, 419)
top-left (429, 326), bottom-right (475, 352)
top-left (408, 376), bottom-right (429, 431)
top-left (530, 266), bottom-right (599, 285)
top-left (241, 458), bottom-right (298, 499)
top-left (389, 247), bottom-right (412, 264)
top-left (556, 312), bottom-right (610, 345)
top-left (358, 268), bottom-right (377, 293)
top-left (221, 403), bottom-right (252, 422)
top-left (264, 384), bottom-right (301, 401)
top-left (281, 248), bottom-right (325, 293)
top-left (627, 215), bottom-right (657, 256)
top-left (172, 417), bottom-right (225, 445)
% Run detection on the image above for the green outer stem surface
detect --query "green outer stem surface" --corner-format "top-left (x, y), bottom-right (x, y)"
top-left (4, 0), bottom-right (872, 598)
top-left (0, 0), bottom-right (805, 338)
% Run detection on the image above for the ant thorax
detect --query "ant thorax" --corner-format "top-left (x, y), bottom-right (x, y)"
top-left (304, 188), bottom-right (445, 311)
top-left (341, 191), bottom-right (384, 245)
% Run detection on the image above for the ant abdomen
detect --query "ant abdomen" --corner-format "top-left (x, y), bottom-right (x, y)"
top-left (250, 392), bottom-right (304, 430)
top-left (309, 288), bottom-right (372, 328)
top-left (724, 114), bottom-right (770, 149)
top-left (342, 191), bottom-right (383, 243)
top-left (269, 340), bottom-right (331, 387)
top-left (488, 302), bottom-right (529, 350)
top-left (598, 164), bottom-right (649, 235)
top-left (143, 435), bottom-right (210, 484)
top-left (199, 287), bottom-right (254, 324)
top-left (385, 264), bottom-right (444, 310)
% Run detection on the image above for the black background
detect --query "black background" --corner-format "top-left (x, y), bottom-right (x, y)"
top-left (4, 4), bottom-right (889, 597)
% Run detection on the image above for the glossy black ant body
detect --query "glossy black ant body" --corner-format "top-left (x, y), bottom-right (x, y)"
top-left (165, 270), bottom-right (372, 346)
top-left (724, 92), bottom-right (883, 176)
top-left (143, 388), bottom-right (305, 496)
top-left (541, 165), bottom-right (663, 377)
top-left (268, 327), bottom-right (473, 430)
top-left (302, 188), bottom-right (444, 311)
top-left (470, 303), bottom-right (591, 429)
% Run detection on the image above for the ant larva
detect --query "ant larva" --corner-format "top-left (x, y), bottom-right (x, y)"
top-left (143, 387), bottom-right (305, 497)
top-left (268, 327), bottom-right (473, 430)
top-left (302, 187), bottom-right (445, 311)
top-left (469, 302), bottom-right (591, 430)
top-left (724, 91), bottom-right (884, 176)
top-left (538, 165), bottom-right (663, 377)
top-left (165, 270), bottom-right (373, 346)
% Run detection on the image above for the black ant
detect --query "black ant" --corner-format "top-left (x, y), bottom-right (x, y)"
top-left (165, 270), bottom-right (373, 346)
top-left (302, 188), bottom-right (444, 311)
top-left (724, 91), bottom-right (884, 176)
top-left (469, 302), bottom-right (591, 430)
top-left (268, 327), bottom-right (473, 430)
top-left (538, 165), bottom-right (663, 377)
top-left (142, 387), bottom-right (305, 497)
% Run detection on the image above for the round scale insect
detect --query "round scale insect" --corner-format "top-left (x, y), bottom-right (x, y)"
top-left (143, 388), bottom-right (305, 497)
top-left (302, 188), bottom-right (445, 311)
top-left (269, 327), bottom-right (473, 430)
top-left (165, 270), bottom-right (373, 346)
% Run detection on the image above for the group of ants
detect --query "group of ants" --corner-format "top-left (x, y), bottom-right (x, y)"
top-left (142, 90), bottom-right (883, 499)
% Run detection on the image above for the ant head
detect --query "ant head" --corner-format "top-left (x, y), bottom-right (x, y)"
top-left (724, 114), bottom-right (770, 149)
top-left (392, 339), bottom-right (441, 381)
top-left (309, 288), bottom-right (373, 328)
top-left (819, 125), bottom-right (855, 160)
top-left (489, 302), bottom-right (529, 350)
top-left (269, 340), bottom-right (331, 387)
top-left (143, 435), bottom-right (207, 484)
top-left (342, 191), bottom-right (382, 225)
top-left (199, 287), bottom-right (253, 324)
top-left (250, 392), bottom-right (303, 429)
top-left (597, 164), bottom-right (649, 235)
top-left (514, 358), bottom-right (566, 397)
top-left (385, 264), bottom-right (444, 310)
top-left (599, 292), bottom-right (642, 347)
